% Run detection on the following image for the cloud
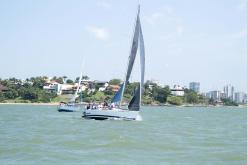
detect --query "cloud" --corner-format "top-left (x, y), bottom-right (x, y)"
top-left (86, 26), bottom-right (109, 41)
top-left (96, 0), bottom-right (112, 9)
top-left (231, 29), bottom-right (247, 38)
top-left (237, 0), bottom-right (247, 11)
top-left (144, 5), bottom-right (181, 26)
top-left (145, 12), bottom-right (163, 25)
top-left (176, 26), bottom-right (184, 36)
top-left (163, 5), bottom-right (174, 15)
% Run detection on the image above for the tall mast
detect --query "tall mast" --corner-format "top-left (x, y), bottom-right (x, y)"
top-left (70, 59), bottom-right (84, 102)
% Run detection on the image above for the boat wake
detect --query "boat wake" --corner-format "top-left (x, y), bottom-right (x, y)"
top-left (135, 114), bottom-right (143, 121)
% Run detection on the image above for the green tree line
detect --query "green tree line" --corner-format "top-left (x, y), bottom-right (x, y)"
top-left (0, 77), bottom-right (56, 103)
top-left (0, 76), bottom-right (238, 106)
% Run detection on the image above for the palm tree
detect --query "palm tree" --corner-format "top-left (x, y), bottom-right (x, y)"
top-left (62, 76), bottom-right (67, 83)
top-left (82, 75), bottom-right (89, 80)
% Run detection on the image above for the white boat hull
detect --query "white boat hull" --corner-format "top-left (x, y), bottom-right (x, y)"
top-left (58, 104), bottom-right (82, 112)
top-left (82, 108), bottom-right (142, 121)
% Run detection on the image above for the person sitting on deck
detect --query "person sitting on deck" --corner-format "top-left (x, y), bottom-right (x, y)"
top-left (92, 102), bottom-right (97, 109)
top-left (103, 101), bottom-right (108, 109)
top-left (110, 102), bottom-right (115, 109)
top-left (86, 103), bottom-right (91, 110)
top-left (98, 103), bottom-right (103, 109)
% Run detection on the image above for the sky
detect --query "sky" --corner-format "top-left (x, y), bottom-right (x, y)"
top-left (0, 0), bottom-right (247, 92)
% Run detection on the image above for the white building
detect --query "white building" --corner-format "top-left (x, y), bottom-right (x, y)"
top-left (171, 85), bottom-right (184, 96)
top-left (94, 81), bottom-right (109, 91)
top-left (210, 91), bottom-right (222, 102)
top-left (234, 92), bottom-right (245, 103)
top-left (43, 81), bottom-right (62, 95)
top-left (223, 84), bottom-right (234, 100)
top-left (205, 90), bottom-right (224, 102)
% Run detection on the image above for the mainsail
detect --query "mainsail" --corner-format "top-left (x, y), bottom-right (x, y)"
top-left (112, 5), bottom-right (145, 111)
top-left (69, 72), bottom-right (83, 103)
top-left (69, 61), bottom-right (84, 103)
top-left (124, 13), bottom-right (140, 83)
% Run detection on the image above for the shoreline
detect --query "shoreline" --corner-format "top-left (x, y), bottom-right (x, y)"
top-left (0, 102), bottom-right (247, 108)
top-left (0, 102), bottom-right (59, 106)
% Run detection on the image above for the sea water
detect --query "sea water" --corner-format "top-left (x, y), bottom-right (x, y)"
top-left (1, 105), bottom-right (247, 165)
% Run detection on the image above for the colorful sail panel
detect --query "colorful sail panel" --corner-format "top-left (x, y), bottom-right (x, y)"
top-left (111, 83), bottom-right (124, 105)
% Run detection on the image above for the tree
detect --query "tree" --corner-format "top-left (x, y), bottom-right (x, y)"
top-left (31, 77), bottom-right (46, 89)
top-left (37, 91), bottom-right (57, 103)
top-left (66, 79), bottom-right (74, 84)
top-left (184, 91), bottom-right (199, 104)
top-left (19, 87), bottom-right (38, 100)
top-left (75, 76), bottom-right (89, 83)
top-left (9, 77), bottom-right (22, 84)
top-left (52, 76), bottom-right (63, 84)
top-left (104, 89), bottom-right (114, 96)
top-left (142, 96), bottom-right (152, 104)
top-left (167, 96), bottom-right (183, 105)
top-left (0, 92), bottom-right (5, 102)
top-left (208, 98), bottom-right (215, 105)
top-left (198, 94), bottom-right (208, 104)
top-left (152, 85), bottom-right (170, 103)
top-left (125, 82), bottom-right (139, 96)
top-left (55, 77), bottom-right (64, 84)
top-left (92, 91), bottom-right (106, 102)
top-left (221, 98), bottom-right (238, 106)
top-left (82, 75), bottom-right (89, 80)
top-left (4, 89), bottom-right (18, 99)
top-left (62, 76), bottom-right (67, 83)
top-left (109, 79), bottom-right (121, 85)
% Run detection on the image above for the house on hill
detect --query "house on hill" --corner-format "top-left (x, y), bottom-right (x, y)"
top-left (43, 81), bottom-right (62, 95)
top-left (171, 85), bottom-right (185, 96)
top-left (0, 84), bottom-right (8, 93)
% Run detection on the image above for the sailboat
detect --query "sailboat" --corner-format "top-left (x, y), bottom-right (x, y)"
top-left (82, 6), bottom-right (145, 120)
top-left (58, 66), bottom-right (84, 112)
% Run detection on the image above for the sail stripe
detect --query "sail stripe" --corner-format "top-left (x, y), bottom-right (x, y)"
top-left (111, 83), bottom-right (124, 105)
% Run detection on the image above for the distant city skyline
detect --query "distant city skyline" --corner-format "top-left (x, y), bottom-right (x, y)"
top-left (0, 0), bottom-right (247, 92)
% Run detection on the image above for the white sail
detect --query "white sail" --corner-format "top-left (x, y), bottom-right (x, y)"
top-left (69, 61), bottom-right (84, 102)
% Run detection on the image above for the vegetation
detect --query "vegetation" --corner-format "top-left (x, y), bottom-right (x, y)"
top-left (66, 79), bottom-right (74, 84)
top-left (184, 89), bottom-right (199, 104)
top-left (167, 96), bottom-right (183, 106)
top-left (0, 76), bottom-right (240, 106)
top-left (52, 76), bottom-right (64, 84)
top-left (221, 98), bottom-right (238, 106)
top-left (0, 77), bottom-right (57, 103)
top-left (109, 79), bottom-right (121, 85)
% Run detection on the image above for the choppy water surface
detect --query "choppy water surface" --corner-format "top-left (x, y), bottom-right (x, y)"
top-left (1, 105), bottom-right (247, 165)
